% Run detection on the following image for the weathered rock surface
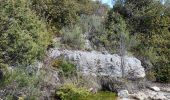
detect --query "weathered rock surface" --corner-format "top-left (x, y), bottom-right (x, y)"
top-left (49, 48), bottom-right (145, 79)
top-left (118, 90), bottom-right (129, 98)
top-left (130, 92), bottom-right (148, 100)
top-left (149, 86), bottom-right (160, 92)
top-left (11, 48), bottom-right (169, 100)
top-left (117, 97), bottom-right (136, 100)
top-left (123, 88), bottom-right (170, 100)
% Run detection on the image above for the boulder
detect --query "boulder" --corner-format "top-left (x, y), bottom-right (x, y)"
top-left (129, 89), bottom-right (169, 100)
top-left (130, 92), bottom-right (148, 100)
top-left (149, 86), bottom-right (160, 92)
top-left (118, 90), bottom-right (129, 98)
top-left (161, 87), bottom-right (170, 92)
top-left (150, 92), bottom-right (167, 100)
top-left (49, 49), bottom-right (145, 79)
top-left (48, 49), bottom-right (146, 92)
top-left (84, 39), bottom-right (92, 50)
top-left (89, 88), bottom-right (97, 93)
top-left (117, 97), bottom-right (134, 100)
top-left (139, 89), bottom-right (167, 100)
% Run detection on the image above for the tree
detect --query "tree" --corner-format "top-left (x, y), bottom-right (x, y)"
top-left (30, 0), bottom-right (100, 30)
top-left (0, 0), bottom-right (51, 67)
top-left (103, 11), bottom-right (131, 77)
top-left (113, 0), bottom-right (170, 82)
top-left (146, 15), bottom-right (170, 82)
top-left (101, 11), bottom-right (130, 54)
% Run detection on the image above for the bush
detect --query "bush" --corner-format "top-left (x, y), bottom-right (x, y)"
top-left (60, 25), bottom-right (85, 49)
top-left (113, 0), bottom-right (170, 83)
top-left (52, 59), bottom-right (77, 77)
top-left (0, 68), bottom-right (42, 100)
top-left (133, 15), bottom-right (170, 82)
top-left (80, 15), bottom-right (104, 34)
top-left (146, 70), bottom-right (156, 82)
top-left (101, 12), bottom-right (131, 53)
top-left (55, 84), bottom-right (89, 100)
top-left (30, 0), bottom-right (99, 30)
top-left (0, 0), bottom-right (51, 67)
top-left (55, 84), bottom-right (117, 100)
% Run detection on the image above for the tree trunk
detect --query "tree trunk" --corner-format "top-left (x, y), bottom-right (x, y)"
top-left (120, 33), bottom-right (126, 78)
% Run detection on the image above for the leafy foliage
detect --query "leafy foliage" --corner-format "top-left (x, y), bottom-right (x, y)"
top-left (55, 84), bottom-right (89, 100)
top-left (78, 15), bottom-right (107, 50)
top-left (101, 12), bottom-right (130, 53)
top-left (55, 84), bottom-right (117, 100)
top-left (30, 0), bottom-right (100, 30)
top-left (60, 25), bottom-right (85, 49)
top-left (0, 68), bottom-right (42, 100)
top-left (0, 0), bottom-right (51, 67)
top-left (113, 0), bottom-right (170, 82)
top-left (52, 59), bottom-right (77, 77)
top-left (143, 15), bottom-right (170, 82)
top-left (80, 15), bottom-right (104, 34)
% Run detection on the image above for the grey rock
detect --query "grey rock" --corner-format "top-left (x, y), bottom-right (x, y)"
top-left (49, 48), bottom-right (145, 79)
top-left (129, 89), bottom-right (168, 100)
top-left (149, 92), bottom-right (167, 100)
top-left (117, 98), bottom-right (135, 100)
top-left (84, 39), bottom-right (92, 50)
top-left (149, 86), bottom-right (160, 92)
top-left (161, 88), bottom-right (170, 93)
top-left (89, 88), bottom-right (97, 93)
top-left (130, 92), bottom-right (148, 100)
top-left (118, 90), bottom-right (129, 98)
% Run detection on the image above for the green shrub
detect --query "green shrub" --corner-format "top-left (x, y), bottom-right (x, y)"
top-left (0, 68), bottom-right (42, 99)
top-left (101, 12), bottom-right (131, 53)
top-left (146, 70), bottom-right (156, 82)
top-left (133, 15), bottom-right (170, 82)
top-left (113, 0), bottom-right (170, 83)
top-left (52, 59), bottom-right (77, 77)
top-left (80, 15), bottom-right (104, 34)
top-left (30, 0), bottom-right (99, 30)
top-left (55, 84), bottom-right (117, 100)
top-left (55, 84), bottom-right (89, 100)
top-left (0, 0), bottom-right (51, 67)
top-left (60, 25), bottom-right (85, 49)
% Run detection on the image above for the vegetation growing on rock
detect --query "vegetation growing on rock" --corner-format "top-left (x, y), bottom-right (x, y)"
top-left (113, 0), bottom-right (170, 82)
top-left (0, 0), bottom-right (170, 99)
top-left (55, 84), bottom-right (89, 100)
top-left (52, 59), bottom-right (77, 77)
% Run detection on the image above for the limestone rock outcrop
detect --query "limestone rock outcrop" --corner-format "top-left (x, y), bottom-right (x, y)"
top-left (49, 48), bottom-right (145, 79)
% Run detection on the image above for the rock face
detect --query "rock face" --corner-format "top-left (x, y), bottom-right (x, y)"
top-left (149, 86), bottom-right (160, 92)
top-left (46, 48), bottom-right (170, 100)
top-left (130, 89), bottom-right (168, 100)
top-left (49, 48), bottom-right (145, 79)
top-left (118, 90), bottom-right (129, 98)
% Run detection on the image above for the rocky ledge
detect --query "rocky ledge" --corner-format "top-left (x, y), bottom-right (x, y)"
top-left (46, 48), bottom-right (170, 100)
top-left (118, 85), bottom-right (170, 100)
top-left (49, 48), bottom-right (145, 79)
